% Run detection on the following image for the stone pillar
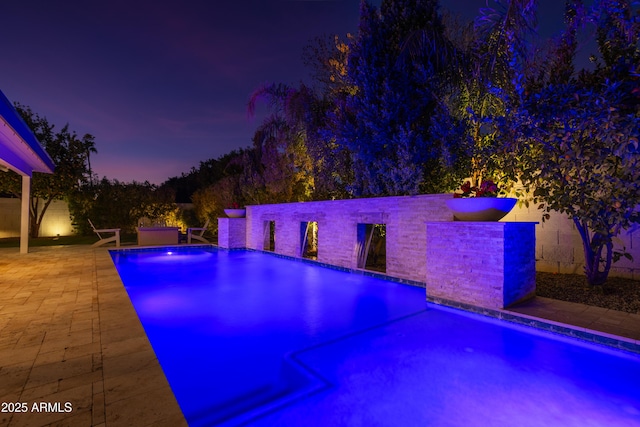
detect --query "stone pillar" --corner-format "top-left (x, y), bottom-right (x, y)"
top-left (425, 221), bottom-right (537, 309)
top-left (218, 218), bottom-right (246, 249)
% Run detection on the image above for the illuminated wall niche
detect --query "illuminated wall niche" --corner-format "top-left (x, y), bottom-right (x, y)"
top-left (263, 220), bottom-right (275, 252)
top-left (356, 223), bottom-right (386, 273)
top-left (300, 221), bottom-right (318, 260)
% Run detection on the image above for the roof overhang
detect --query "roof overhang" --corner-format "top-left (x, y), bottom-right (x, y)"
top-left (0, 90), bottom-right (55, 177)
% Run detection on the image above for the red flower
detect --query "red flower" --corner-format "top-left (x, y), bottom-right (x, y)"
top-left (455, 179), bottom-right (500, 198)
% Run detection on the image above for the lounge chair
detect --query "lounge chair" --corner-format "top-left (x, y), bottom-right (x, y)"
top-left (187, 219), bottom-right (210, 244)
top-left (89, 219), bottom-right (121, 247)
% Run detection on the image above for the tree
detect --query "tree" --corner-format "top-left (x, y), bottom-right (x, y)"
top-left (159, 149), bottom-right (248, 203)
top-left (246, 82), bottom-right (315, 203)
top-left (70, 178), bottom-right (179, 234)
top-left (302, 34), bottom-right (356, 200)
top-left (452, 0), bottom-right (537, 187)
top-left (0, 104), bottom-right (96, 237)
top-left (330, 0), bottom-right (466, 196)
top-left (496, 0), bottom-right (640, 285)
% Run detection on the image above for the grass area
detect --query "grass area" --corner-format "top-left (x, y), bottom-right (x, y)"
top-left (0, 234), bottom-right (138, 248)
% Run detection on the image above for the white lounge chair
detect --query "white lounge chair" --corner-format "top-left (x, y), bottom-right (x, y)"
top-left (89, 219), bottom-right (121, 247)
top-left (187, 219), bottom-right (210, 244)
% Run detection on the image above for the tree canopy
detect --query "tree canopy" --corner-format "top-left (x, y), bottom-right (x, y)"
top-left (0, 104), bottom-right (96, 237)
top-left (493, 0), bottom-right (640, 285)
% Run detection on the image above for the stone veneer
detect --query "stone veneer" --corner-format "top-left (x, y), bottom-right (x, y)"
top-left (218, 218), bottom-right (247, 249)
top-left (219, 196), bottom-right (538, 309)
top-left (218, 195), bottom-right (539, 310)
top-left (244, 194), bottom-right (452, 284)
top-left (4, 194), bottom-right (636, 279)
top-left (425, 222), bottom-right (537, 309)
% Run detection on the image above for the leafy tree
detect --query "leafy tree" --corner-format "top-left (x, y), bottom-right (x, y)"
top-left (303, 34), bottom-right (354, 97)
top-left (0, 104), bottom-right (96, 237)
top-left (496, 0), bottom-right (640, 285)
top-left (70, 178), bottom-right (178, 234)
top-left (452, 0), bottom-right (537, 187)
top-left (302, 34), bottom-right (356, 200)
top-left (191, 185), bottom-right (222, 235)
top-left (332, 0), bottom-right (464, 196)
top-left (160, 149), bottom-right (248, 203)
top-left (246, 82), bottom-right (315, 203)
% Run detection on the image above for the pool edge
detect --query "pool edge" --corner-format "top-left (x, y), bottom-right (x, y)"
top-left (427, 296), bottom-right (640, 355)
top-left (108, 245), bottom-right (640, 355)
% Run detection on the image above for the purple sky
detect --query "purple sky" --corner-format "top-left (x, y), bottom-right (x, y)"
top-left (0, 0), bottom-right (566, 185)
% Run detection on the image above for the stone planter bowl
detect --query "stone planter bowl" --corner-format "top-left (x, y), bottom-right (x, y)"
top-left (446, 197), bottom-right (517, 221)
top-left (224, 208), bottom-right (246, 218)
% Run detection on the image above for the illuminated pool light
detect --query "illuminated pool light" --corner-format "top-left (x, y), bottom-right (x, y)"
top-left (111, 247), bottom-right (640, 427)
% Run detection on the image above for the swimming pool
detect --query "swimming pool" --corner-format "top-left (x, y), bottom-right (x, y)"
top-left (111, 247), bottom-right (640, 427)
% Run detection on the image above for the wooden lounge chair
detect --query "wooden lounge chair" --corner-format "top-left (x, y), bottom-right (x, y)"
top-left (187, 219), bottom-right (210, 244)
top-left (89, 219), bottom-right (121, 247)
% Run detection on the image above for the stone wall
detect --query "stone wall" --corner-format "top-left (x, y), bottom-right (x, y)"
top-left (241, 196), bottom-right (539, 309)
top-left (218, 218), bottom-right (246, 249)
top-left (245, 194), bottom-right (452, 284)
top-left (0, 198), bottom-right (74, 238)
top-left (239, 196), bottom-right (639, 281)
top-left (426, 222), bottom-right (537, 309)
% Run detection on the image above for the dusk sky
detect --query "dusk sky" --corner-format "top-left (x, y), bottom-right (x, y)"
top-left (1, 0), bottom-right (567, 185)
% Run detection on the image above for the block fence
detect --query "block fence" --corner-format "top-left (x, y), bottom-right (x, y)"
top-left (503, 204), bottom-right (640, 279)
top-left (0, 198), bottom-right (73, 238)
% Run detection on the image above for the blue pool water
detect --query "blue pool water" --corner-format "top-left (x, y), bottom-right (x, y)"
top-left (111, 247), bottom-right (640, 427)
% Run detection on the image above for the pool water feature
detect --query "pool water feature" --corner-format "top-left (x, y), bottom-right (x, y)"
top-left (111, 247), bottom-right (640, 427)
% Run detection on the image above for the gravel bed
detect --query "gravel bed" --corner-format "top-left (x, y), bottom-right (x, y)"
top-left (536, 272), bottom-right (640, 314)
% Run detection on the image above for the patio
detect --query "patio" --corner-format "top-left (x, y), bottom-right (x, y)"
top-left (0, 246), bottom-right (186, 427)
top-left (0, 245), bottom-right (638, 426)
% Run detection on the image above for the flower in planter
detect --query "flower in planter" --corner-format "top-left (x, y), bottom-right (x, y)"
top-left (227, 202), bottom-right (242, 209)
top-left (453, 179), bottom-right (500, 198)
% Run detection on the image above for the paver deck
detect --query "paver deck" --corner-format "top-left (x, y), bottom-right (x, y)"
top-left (0, 245), bottom-right (638, 426)
top-left (0, 246), bottom-right (187, 427)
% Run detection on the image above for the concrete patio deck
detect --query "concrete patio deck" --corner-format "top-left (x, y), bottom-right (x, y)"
top-left (0, 245), bottom-right (638, 426)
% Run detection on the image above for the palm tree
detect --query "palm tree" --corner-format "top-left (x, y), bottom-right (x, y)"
top-left (418, 0), bottom-right (537, 188)
top-left (246, 83), bottom-right (315, 203)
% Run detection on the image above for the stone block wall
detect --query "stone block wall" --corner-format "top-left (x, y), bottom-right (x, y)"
top-left (245, 194), bottom-right (452, 283)
top-left (425, 222), bottom-right (536, 309)
top-left (0, 198), bottom-right (74, 238)
top-left (504, 203), bottom-right (640, 280)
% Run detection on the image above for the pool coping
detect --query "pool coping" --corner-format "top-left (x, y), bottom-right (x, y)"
top-left (238, 248), bottom-right (640, 355)
top-left (427, 296), bottom-right (640, 355)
